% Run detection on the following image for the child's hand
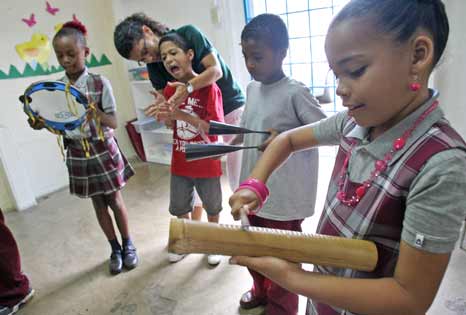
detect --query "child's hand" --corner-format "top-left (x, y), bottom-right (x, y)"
top-left (154, 103), bottom-right (174, 122)
top-left (229, 256), bottom-right (301, 277)
top-left (150, 90), bottom-right (167, 106)
top-left (166, 81), bottom-right (189, 109)
top-left (168, 108), bottom-right (185, 121)
top-left (165, 119), bottom-right (175, 129)
top-left (229, 188), bottom-right (260, 220)
top-left (21, 95), bottom-right (45, 130)
top-left (86, 105), bottom-right (102, 122)
top-left (145, 90), bottom-right (167, 117)
top-left (27, 117), bottom-right (45, 130)
top-left (144, 104), bottom-right (158, 118)
top-left (258, 129), bottom-right (279, 152)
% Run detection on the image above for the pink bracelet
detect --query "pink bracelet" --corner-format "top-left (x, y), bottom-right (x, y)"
top-left (234, 178), bottom-right (270, 210)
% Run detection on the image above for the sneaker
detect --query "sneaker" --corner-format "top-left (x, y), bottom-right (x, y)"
top-left (168, 252), bottom-right (186, 263)
top-left (0, 288), bottom-right (34, 315)
top-left (207, 254), bottom-right (222, 266)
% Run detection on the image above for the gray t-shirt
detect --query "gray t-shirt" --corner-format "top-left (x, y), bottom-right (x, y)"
top-left (312, 90), bottom-right (466, 253)
top-left (240, 76), bottom-right (327, 221)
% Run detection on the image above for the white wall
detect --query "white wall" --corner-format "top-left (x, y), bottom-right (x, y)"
top-left (0, 163), bottom-right (14, 210)
top-left (434, 0), bottom-right (466, 138)
top-left (0, 0), bottom-right (136, 211)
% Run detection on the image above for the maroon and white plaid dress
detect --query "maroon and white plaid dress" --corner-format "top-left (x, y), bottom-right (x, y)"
top-left (307, 116), bottom-right (466, 315)
top-left (64, 72), bottom-right (134, 198)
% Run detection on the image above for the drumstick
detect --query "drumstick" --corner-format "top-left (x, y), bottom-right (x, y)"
top-left (239, 205), bottom-right (251, 231)
top-left (168, 219), bottom-right (378, 271)
top-left (185, 143), bottom-right (260, 161)
top-left (208, 120), bottom-right (270, 135)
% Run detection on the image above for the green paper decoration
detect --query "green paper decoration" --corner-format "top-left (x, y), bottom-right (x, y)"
top-left (0, 53), bottom-right (112, 80)
top-left (7, 65), bottom-right (22, 78)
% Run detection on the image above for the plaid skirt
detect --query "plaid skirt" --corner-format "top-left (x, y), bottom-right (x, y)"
top-left (65, 137), bottom-right (135, 198)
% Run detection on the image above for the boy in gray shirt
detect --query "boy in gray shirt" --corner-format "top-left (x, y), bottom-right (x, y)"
top-left (232, 14), bottom-right (326, 315)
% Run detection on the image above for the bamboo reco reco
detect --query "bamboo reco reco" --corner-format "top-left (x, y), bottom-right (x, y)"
top-left (168, 218), bottom-right (378, 271)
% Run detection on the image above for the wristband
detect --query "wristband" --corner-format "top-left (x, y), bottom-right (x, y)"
top-left (234, 178), bottom-right (270, 210)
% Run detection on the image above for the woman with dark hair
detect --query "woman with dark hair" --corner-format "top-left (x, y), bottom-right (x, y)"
top-left (114, 13), bottom-right (245, 191)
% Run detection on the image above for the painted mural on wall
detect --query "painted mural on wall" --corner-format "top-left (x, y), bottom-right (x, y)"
top-left (1, 2), bottom-right (112, 80)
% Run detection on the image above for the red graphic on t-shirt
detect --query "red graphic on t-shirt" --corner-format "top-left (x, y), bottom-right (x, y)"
top-left (164, 83), bottom-right (224, 178)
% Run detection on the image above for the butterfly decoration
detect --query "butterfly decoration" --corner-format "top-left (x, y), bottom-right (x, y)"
top-left (22, 13), bottom-right (37, 27)
top-left (45, 1), bottom-right (59, 15)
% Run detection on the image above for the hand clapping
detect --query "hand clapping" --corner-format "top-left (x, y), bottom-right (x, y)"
top-left (145, 90), bottom-right (173, 122)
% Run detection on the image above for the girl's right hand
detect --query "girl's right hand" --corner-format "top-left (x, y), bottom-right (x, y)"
top-left (229, 188), bottom-right (260, 220)
top-left (27, 117), bottom-right (45, 130)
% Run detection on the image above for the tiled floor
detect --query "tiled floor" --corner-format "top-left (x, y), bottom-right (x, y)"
top-left (4, 154), bottom-right (466, 315)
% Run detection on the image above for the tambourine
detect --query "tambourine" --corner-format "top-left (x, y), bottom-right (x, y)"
top-left (19, 80), bottom-right (88, 132)
top-left (19, 80), bottom-right (104, 158)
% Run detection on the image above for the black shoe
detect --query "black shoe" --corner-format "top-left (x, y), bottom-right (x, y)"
top-left (109, 250), bottom-right (123, 275)
top-left (122, 244), bottom-right (138, 270)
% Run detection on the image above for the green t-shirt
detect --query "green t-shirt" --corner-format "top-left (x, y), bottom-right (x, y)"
top-left (147, 24), bottom-right (245, 115)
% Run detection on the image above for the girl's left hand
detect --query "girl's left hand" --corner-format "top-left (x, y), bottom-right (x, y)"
top-left (230, 256), bottom-right (301, 278)
top-left (86, 105), bottom-right (102, 121)
top-left (229, 188), bottom-right (260, 220)
top-left (167, 81), bottom-right (189, 108)
top-left (258, 129), bottom-right (279, 152)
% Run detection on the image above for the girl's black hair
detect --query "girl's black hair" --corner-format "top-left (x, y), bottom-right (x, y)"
top-left (159, 33), bottom-right (192, 53)
top-left (241, 13), bottom-right (289, 50)
top-left (113, 12), bottom-right (170, 59)
top-left (331, 0), bottom-right (449, 67)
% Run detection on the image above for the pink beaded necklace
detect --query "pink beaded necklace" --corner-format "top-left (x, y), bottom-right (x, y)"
top-left (336, 100), bottom-right (439, 207)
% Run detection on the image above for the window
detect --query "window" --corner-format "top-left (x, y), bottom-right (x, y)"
top-left (243, 0), bottom-right (350, 114)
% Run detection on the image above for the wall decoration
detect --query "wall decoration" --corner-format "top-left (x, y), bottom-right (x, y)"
top-left (54, 23), bottom-right (63, 33)
top-left (0, 54), bottom-right (112, 80)
top-left (45, 1), bottom-right (59, 15)
top-left (15, 33), bottom-right (51, 68)
top-left (7, 6), bottom-right (112, 81)
top-left (22, 13), bottom-right (37, 27)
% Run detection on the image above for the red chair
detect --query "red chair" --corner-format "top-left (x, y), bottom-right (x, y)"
top-left (125, 119), bottom-right (146, 162)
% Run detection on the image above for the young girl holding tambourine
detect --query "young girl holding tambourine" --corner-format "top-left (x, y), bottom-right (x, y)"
top-left (27, 21), bottom-right (138, 275)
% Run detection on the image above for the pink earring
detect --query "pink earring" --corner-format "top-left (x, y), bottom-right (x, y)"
top-left (410, 82), bottom-right (421, 92)
top-left (410, 75), bottom-right (421, 91)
